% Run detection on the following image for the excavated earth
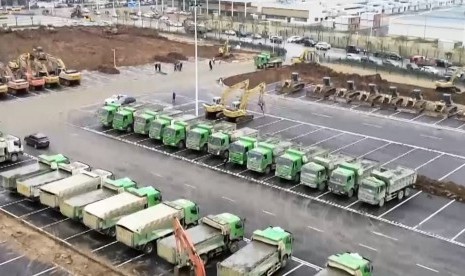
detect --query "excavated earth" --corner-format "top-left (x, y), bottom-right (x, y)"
top-left (0, 26), bottom-right (251, 71)
top-left (224, 63), bottom-right (465, 105)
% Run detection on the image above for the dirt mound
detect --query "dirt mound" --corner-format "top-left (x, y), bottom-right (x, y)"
top-left (97, 65), bottom-right (120, 74)
top-left (416, 175), bottom-right (465, 202)
top-left (167, 52), bottom-right (188, 61)
top-left (224, 63), bottom-right (460, 104)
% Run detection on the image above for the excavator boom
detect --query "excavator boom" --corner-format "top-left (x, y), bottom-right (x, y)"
top-left (203, 79), bottom-right (249, 119)
top-left (172, 218), bottom-right (206, 276)
top-left (223, 82), bottom-right (266, 124)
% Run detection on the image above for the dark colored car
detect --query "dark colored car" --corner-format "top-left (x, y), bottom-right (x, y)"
top-left (303, 39), bottom-right (316, 47)
top-left (24, 133), bottom-right (50, 149)
top-left (270, 36), bottom-right (283, 44)
top-left (346, 45), bottom-right (361, 54)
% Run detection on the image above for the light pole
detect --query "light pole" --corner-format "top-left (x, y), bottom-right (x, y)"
top-left (112, 49), bottom-right (116, 68)
top-left (190, 0), bottom-right (201, 116)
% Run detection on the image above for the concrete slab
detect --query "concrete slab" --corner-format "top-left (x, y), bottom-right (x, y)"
top-left (96, 242), bottom-right (141, 265)
top-left (66, 230), bottom-right (114, 251)
top-left (382, 192), bottom-right (451, 227)
top-left (437, 118), bottom-right (465, 128)
top-left (337, 138), bottom-right (386, 157)
top-left (363, 143), bottom-right (413, 164)
top-left (417, 155), bottom-right (464, 180)
top-left (292, 129), bottom-right (341, 146)
top-left (417, 201), bottom-right (465, 239)
top-left (257, 120), bottom-right (299, 135)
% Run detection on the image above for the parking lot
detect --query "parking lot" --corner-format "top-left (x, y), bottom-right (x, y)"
top-left (71, 91), bottom-right (465, 252)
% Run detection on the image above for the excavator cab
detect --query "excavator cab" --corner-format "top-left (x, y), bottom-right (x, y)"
top-left (230, 101), bottom-right (241, 111)
top-left (211, 97), bottom-right (221, 105)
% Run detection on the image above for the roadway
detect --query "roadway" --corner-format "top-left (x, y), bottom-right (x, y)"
top-left (0, 61), bottom-right (465, 275)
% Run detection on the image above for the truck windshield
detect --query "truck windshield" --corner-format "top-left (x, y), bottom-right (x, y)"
top-left (98, 109), bottom-right (108, 118)
top-left (302, 166), bottom-right (317, 176)
top-left (164, 127), bottom-right (175, 138)
top-left (113, 113), bottom-right (123, 122)
top-left (276, 156), bottom-right (293, 167)
top-left (135, 116), bottom-right (146, 124)
top-left (209, 136), bottom-right (222, 146)
top-left (151, 121), bottom-right (162, 132)
top-left (361, 184), bottom-right (377, 193)
top-left (230, 143), bottom-right (245, 153)
top-left (330, 173), bottom-right (346, 185)
top-left (248, 151), bottom-right (263, 162)
top-left (188, 131), bottom-right (200, 141)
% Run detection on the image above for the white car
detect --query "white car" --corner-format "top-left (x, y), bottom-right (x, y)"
top-left (94, 10), bottom-right (101, 15)
top-left (286, 35), bottom-right (302, 43)
top-left (82, 8), bottom-right (90, 13)
top-left (159, 16), bottom-right (169, 21)
top-left (346, 53), bottom-right (361, 61)
top-left (420, 66), bottom-right (439, 74)
top-left (225, 30), bottom-right (236, 36)
top-left (104, 94), bottom-right (136, 106)
top-left (143, 12), bottom-right (156, 18)
top-left (315, 42), bottom-right (331, 50)
top-left (251, 33), bottom-right (262, 39)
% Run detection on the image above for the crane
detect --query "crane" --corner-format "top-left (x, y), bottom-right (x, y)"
top-left (435, 68), bottom-right (465, 94)
top-left (203, 79), bottom-right (249, 119)
top-left (172, 217), bottom-right (206, 276)
top-left (223, 82), bottom-right (266, 124)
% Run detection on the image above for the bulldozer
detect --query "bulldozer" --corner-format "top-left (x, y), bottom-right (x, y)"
top-left (291, 49), bottom-right (319, 65)
top-left (307, 77), bottom-right (337, 99)
top-left (276, 72), bottom-right (306, 95)
top-left (333, 80), bottom-right (357, 103)
top-left (218, 40), bottom-right (232, 58)
top-left (223, 82), bottom-right (266, 124)
top-left (202, 79), bottom-right (249, 119)
top-left (422, 94), bottom-right (458, 118)
top-left (435, 68), bottom-right (465, 94)
top-left (390, 89), bottom-right (427, 114)
top-left (346, 83), bottom-right (388, 107)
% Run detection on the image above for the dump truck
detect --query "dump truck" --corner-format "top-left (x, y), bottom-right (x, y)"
top-left (149, 112), bottom-right (185, 141)
top-left (254, 52), bottom-right (283, 69)
top-left (328, 159), bottom-right (379, 198)
top-left (60, 177), bottom-right (137, 220)
top-left (39, 169), bottom-right (114, 208)
top-left (82, 186), bottom-right (162, 237)
top-left (208, 128), bottom-right (258, 159)
top-left (163, 114), bottom-right (202, 148)
top-left (116, 199), bottom-right (200, 253)
top-left (315, 252), bottom-right (373, 276)
top-left (217, 226), bottom-right (293, 276)
top-left (186, 121), bottom-right (236, 152)
top-left (112, 104), bottom-right (150, 132)
top-left (16, 161), bottom-right (90, 199)
top-left (0, 134), bottom-right (23, 163)
top-left (99, 102), bottom-right (121, 128)
top-left (358, 166), bottom-right (417, 207)
top-left (275, 146), bottom-right (328, 182)
top-left (134, 109), bottom-right (182, 135)
top-left (158, 213), bottom-right (245, 268)
top-left (247, 140), bottom-right (293, 174)
top-left (228, 136), bottom-right (261, 166)
top-left (1, 154), bottom-right (69, 191)
top-left (301, 153), bottom-right (355, 191)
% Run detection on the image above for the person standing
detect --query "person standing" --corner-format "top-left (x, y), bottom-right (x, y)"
top-left (172, 92), bottom-right (176, 104)
top-left (174, 62), bottom-right (177, 71)
top-left (209, 60), bottom-right (213, 71)
top-left (179, 62), bottom-right (183, 71)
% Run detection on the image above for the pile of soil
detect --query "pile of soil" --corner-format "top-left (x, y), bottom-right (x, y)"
top-left (153, 52), bottom-right (188, 64)
top-left (0, 26), bottom-right (233, 71)
top-left (97, 65), bottom-right (120, 74)
top-left (224, 63), bottom-right (465, 105)
top-left (416, 175), bottom-right (465, 202)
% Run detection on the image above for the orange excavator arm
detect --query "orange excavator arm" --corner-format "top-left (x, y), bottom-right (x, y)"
top-left (173, 218), bottom-right (206, 276)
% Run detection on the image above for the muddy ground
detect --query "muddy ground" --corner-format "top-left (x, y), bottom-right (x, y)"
top-left (224, 63), bottom-right (465, 105)
top-left (0, 212), bottom-right (134, 276)
top-left (0, 26), bottom-right (253, 71)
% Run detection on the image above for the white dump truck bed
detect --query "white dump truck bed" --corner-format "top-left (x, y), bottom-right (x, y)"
top-left (117, 203), bottom-right (179, 234)
top-left (60, 189), bottom-right (115, 219)
top-left (16, 170), bottom-right (71, 198)
top-left (1, 162), bottom-right (50, 189)
top-left (219, 241), bottom-right (277, 272)
top-left (84, 192), bottom-right (143, 220)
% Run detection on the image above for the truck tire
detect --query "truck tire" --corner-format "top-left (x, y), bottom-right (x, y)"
top-left (10, 154), bottom-right (18, 162)
top-left (229, 241), bottom-right (239, 253)
top-left (34, 144), bottom-right (38, 149)
top-left (178, 140), bottom-right (185, 149)
top-left (106, 227), bottom-right (116, 237)
top-left (126, 126), bottom-right (132, 133)
top-left (404, 187), bottom-right (411, 197)
top-left (200, 254), bottom-right (208, 265)
top-left (295, 173), bottom-right (300, 183)
top-left (347, 188), bottom-right (354, 198)
top-left (265, 165), bottom-right (271, 175)
top-left (318, 182), bottom-right (326, 191)
top-left (143, 242), bottom-right (154, 254)
top-left (398, 190), bottom-right (404, 201)
top-left (202, 144), bottom-right (207, 153)
top-left (281, 255), bottom-right (288, 268)
top-left (223, 150), bottom-right (229, 160)
top-left (379, 198), bottom-right (385, 207)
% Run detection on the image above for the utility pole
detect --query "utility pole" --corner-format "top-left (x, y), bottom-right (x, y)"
top-left (190, 0), bottom-right (201, 116)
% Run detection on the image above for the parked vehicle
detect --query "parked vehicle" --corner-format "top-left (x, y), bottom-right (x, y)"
top-left (251, 33), bottom-right (262, 40)
top-left (346, 53), bottom-right (361, 62)
top-left (24, 133), bottom-right (50, 149)
top-left (208, 127), bottom-right (258, 159)
top-left (303, 39), bottom-right (317, 47)
top-left (420, 66), bottom-right (439, 75)
top-left (247, 140), bottom-right (293, 174)
top-left (225, 30), bottom-right (236, 36)
top-left (0, 134), bottom-right (23, 163)
top-left (270, 36), bottom-right (283, 44)
top-left (162, 114), bottom-right (202, 148)
top-left (286, 36), bottom-right (302, 43)
top-left (346, 45), bottom-right (361, 54)
top-left (328, 159), bottom-right (379, 198)
top-left (186, 121), bottom-right (236, 152)
top-left (228, 135), bottom-right (259, 166)
top-left (254, 51), bottom-right (283, 69)
top-left (99, 102), bottom-right (121, 127)
top-left (275, 146), bottom-right (328, 182)
top-left (315, 42), bottom-right (331, 50)
top-left (104, 94), bottom-right (136, 106)
top-left (315, 252), bottom-right (373, 276)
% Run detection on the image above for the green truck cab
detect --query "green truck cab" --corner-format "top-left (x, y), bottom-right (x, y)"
top-left (59, 177), bottom-right (137, 220)
top-left (158, 213), bottom-right (245, 268)
top-left (254, 51), bottom-right (283, 69)
top-left (217, 226), bottom-right (293, 276)
top-left (112, 106), bottom-right (139, 132)
top-left (208, 128), bottom-right (258, 159)
top-left (1, 154), bottom-right (69, 191)
top-left (187, 121), bottom-right (236, 152)
top-left (315, 252), bottom-right (373, 276)
top-left (247, 140), bottom-right (293, 174)
top-left (99, 103), bottom-right (121, 127)
top-left (329, 159), bottom-right (379, 198)
top-left (162, 115), bottom-right (200, 148)
top-left (116, 198), bottom-right (200, 254)
top-left (135, 109), bottom-right (182, 136)
top-left (228, 136), bottom-right (258, 166)
top-left (301, 153), bottom-right (355, 191)
top-left (275, 146), bottom-right (328, 182)
top-left (82, 186), bottom-right (162, 237)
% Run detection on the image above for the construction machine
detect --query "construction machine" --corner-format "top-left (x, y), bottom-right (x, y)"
top-left (307, 77), bottom-right (337, 99)
top-left (291, 49), bottom-right (319, 65)
top-left (218, 40), bottom-right (232, 58)
top-left (435, 68), bottom-right (465, 94)
top-left (276, 72), bottom-right (306, 94)
top-left (202, 79), bottom-right (249, 119)
top-left (390, 89), bottom-right (427, 114)
top-left (70, 5), bottom-right (83, 18)
top-left (421, 93), bottom-right (458, 118)
top-left (46, 54), bottom-right (81, 86)
top-left (172, 217), bottom-right (206, 276)
top-left (0, 62), bottom-right (28, 94)
top-left (333, 80), bottom-right (357, 103)
top-left (14, 53), bottom-right (45, 91)
top-left (254, 51), bottom-right (283, 69)
top-left (223, 82), bottom-right (266, 124)
top-left (345, 83), bottom-right (388, 107)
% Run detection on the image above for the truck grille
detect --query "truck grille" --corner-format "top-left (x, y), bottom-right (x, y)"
top-left (40, 191), bottom-right (58, 208)
top-left (301, 174), bottom-right (316, 187)
top-left (116, 226), bottom-right (134, 247)
top-left (276, 166), bottom-right (290, 179)
top-left (247, 160), bottom-right (260, 171)
top-left (17, 183), bottom-right (31, 197)
top-left (83, 213), bottom-right (101, 230)
top-left (229, 154), bottom-right (243, 164)
top-left (187, 140), bottom-right (198, 150)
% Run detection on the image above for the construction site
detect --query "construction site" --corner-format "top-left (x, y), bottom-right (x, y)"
top-left (2, 14), bottom-right (465, 276)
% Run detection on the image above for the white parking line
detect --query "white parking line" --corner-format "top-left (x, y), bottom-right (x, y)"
top-left (221, 196), bottom-right (236, 203)
top-left (344, 200), bottom-right (359, 209)
top-left (378, 191), bottom-right (422, 218)
top-left (410, 114), bottom-right (424, 121)
top-left (41, 218), bottom-right (70, 229)
top-left (416, 263), bottom-right (439, 273)
top-left (362, 122), bottom-right (382, 128)
top-left (92, 241), bottom-right (118, 252)
top-left (389, 111), bottom-right (401, 117)
top-left (420, 134), bottom-right (442, 140)
top-left (255, 119), bottom-right (283, 129)
top-left (64, 229), bottom-right (93, 241)
top-left (413, 200), bottom-right (456, 229)
top-left (282, 263), bottom-right (304, 276)
top-left (311, 112), bottom-right (332, 118)
top-left (307, 226), bottom-right (323, 233)
top-left (316, 191), bottom-right (330, 199)
top-left (0, 199), bottom-right (26, 208)
top-left (358, 243), bottom-right (378, 252)
top-left (32, 266), bottom-right (58, 276)
top-left (438, 162), bottom-right (465, 181)
top-left (0, 159), bottom-right (34, 170)
top-left (415, 154), bottom-right (444, 170)
top-left (287, 184), bottom-right (301, 191)
top-left (290, 128), bottom-right (324, 141)
top-left (136, 138), bottom-right (151, 143)
top-left (20, 207), bottom-right (50, 218)
top-left (359, 143), bottom-right (391, 158)
top-left (262, 210), bottom-right (275, 216)
top-left (452, 227), bottom-right (465, 241)
top-left (263, 175), bottom-right (276, 182)
top-left (311, 133), bottom-right (345, 146)
top-left (184, 184), bottom-right (197, 189)
top-left (382, 148), bottom-right (416, 166)
top-left (270, 123), bottom-right (303, 135)
top-left (0, 255), bottom-right (24, 266)
top-left (433, 117), bottom-right (448, 125)
top-left (115, 254), bottom-right (145, 267)
top-left (371, 231), bottom-right (398, 241)
top-left (330, 137), bottom-right (368, 153)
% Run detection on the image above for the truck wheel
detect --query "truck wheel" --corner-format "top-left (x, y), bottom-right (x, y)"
top-left (318, 182), bottom-right (326, 191)
top-left (265, 165), bottom-right (271, 175)
top-left (178, 140), bottom-right (185, 149)
top-left (143, 242), bottom-right (154, 254)
top-left (200, 254), bottom-right (208, 265)
top-left (404, 187), bottom-right (411, 197)
top-left (347, 189), bottom-right (354, 198)
top-left (295, 173), bottom-right (300, 183)
top-left (223, 150), bottom-right (229, 160)
top-left (202, 144), bottom-right (208, 153)
top-left (107, 227), bottom-right (116, 237)
top-left (379, 198), bottom-right (385, 207)
top-left (229, 241), bottom-right (239, 253)
top-left (398, 190), bottom-right (404, 201)
top-left (34, 144), bottom-right (38, 149)
top-left (281, 255), bottom-right (288, 268)
top-left (10, 154), bottom-right (18, 162)
top-left (126, 126), bottom-right (132, 133)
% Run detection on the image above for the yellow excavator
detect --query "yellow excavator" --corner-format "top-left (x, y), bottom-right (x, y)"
top-left (218, 40), bottom-right (232, 58)
top-left (0, 62), bottom-right (29, 95)
top-left (32, 47), bottom-right (81, 86)
top-left (435, 68), bottom-right (465, 94)
top-left (13, 53), bottom-right (45, 91)
top-left (291, 49), bottom-right (319, 65)
top-left (223, 82), bottom-right (266, 124)
top-left (34, 59), bottom-right (60, 87)
top-left (202, 79), bottom-right (249, 119)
